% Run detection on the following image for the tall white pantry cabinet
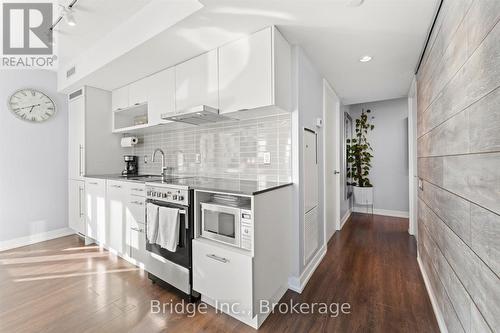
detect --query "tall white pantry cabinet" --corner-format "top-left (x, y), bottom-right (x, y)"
top-left (67, 87), bottom-right (123, 238)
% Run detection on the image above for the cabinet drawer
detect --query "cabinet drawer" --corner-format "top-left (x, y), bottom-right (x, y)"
top-left (126, 197), bottom-right (145, 223)
top-left (193, 239), bottom-right (253, 316)
top-left (123, 183), bottom-right (146, 197)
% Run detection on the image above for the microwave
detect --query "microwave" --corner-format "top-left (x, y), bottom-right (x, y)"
top-left (200, 202), bottom-right (252, 250)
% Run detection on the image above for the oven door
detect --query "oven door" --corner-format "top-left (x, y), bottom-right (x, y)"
top-left (201, 203), bottom-right (241, 247)
top-left (145, 200), bottom-right (190, 269)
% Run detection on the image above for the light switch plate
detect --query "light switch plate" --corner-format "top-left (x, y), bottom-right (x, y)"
top-left (195, 153), bottom-right (201, 163)
top-left (418, 178), bottom-right (423, 190)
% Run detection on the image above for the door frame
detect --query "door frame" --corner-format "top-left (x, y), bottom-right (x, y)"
top-left (322, 79), bottom-right (341, 243)
top-left (408, 77), bottom-right (418, 237)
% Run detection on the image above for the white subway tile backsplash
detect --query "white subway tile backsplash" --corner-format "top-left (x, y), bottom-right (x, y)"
top-left (126, 113), bottom-right (292, 182)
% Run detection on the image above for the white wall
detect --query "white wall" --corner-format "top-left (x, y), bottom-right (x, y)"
top-left (349, 98), bottom-right (409, 214)
top-left (0, 70), bottom-right (69, 247)
top-left (290, 46), bottom-right (325, 286)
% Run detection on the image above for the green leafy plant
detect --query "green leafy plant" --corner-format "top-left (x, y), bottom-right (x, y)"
top-left (346, 109), bottom-right (374, 187)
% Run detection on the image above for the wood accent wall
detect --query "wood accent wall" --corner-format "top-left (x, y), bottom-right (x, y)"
top-left (416, 1), bottom-right (500, 332)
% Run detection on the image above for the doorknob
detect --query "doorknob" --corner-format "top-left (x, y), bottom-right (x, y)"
top-left (334, 170), bottom-right (340, 174)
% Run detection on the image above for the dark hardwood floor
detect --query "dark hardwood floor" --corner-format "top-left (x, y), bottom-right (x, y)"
top-left (0, 213), bottom-right (439, 333)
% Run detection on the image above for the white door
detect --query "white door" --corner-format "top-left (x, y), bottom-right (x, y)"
top-left (175, 49), bottom-right (219, 111)
top-left (148, 68), bottom-right (176, 125)
top-left (323, 80), bottom-right (341, 239)
top-left (68, 95), bottom-right (85, 180)
top-left (219, 27), bottom-right (272, 114)
top-left (68, 180), bottom-right (85, 234)
top-left (303, 129), bottom-right (318, 212)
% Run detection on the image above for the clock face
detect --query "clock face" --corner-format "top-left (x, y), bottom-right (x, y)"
top-left (8, 89), bottom-right (56, 122)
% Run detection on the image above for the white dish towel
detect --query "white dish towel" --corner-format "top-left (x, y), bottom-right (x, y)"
top-left (146, 203), bottom-right (159, 243)
top-left (157, 207), bottom-right (180, 252)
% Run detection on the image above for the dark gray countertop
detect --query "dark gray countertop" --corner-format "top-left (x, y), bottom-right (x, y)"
top-left (84, 174), bottom-right (292, 195)
top-left (164, 177), bottom-right (293, 196)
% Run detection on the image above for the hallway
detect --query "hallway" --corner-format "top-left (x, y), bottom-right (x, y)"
top-left (0, 214), bottom-right (438, 333)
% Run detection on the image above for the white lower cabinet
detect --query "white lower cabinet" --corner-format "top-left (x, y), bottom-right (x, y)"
top-left (106, 180), bottom-right (146, 256)
top-left (129, 220), bottom-right (148, 266)
top-left (193, 239), bottom-right (253, 316)
top-left (69, 180), bottom-right (85, 235)
top-left (106, 181), bottom-right (127, 254)
top-left (84, 178), bottom-right (106, 242)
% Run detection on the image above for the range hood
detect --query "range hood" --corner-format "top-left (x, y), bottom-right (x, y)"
top-left (161, 105), bottom-right (233, 125)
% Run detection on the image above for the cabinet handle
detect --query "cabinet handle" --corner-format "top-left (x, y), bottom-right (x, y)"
top-left (130, 201), bottom-right (144, 206)
top-left (131, 226), bottom-right (144, 233)
top-left (206, 254), bottom-right (229, 263)
top-left (131, 188), bottom-right (144, 192)
top-left (88, 182), bottom-right (98, 185)
top-left (110, 185), bottom-right (122, 188)
top-left (78, 186), bottom-right (84, 218)
top-left (79, 145), bottom-right (84, 176)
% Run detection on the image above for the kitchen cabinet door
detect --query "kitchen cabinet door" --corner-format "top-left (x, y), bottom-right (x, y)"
top-left (175, 49), bottom-right (219, 112)
top-left (193, 239), bottom-right (253, 316)
top-left (148, 68), bottom-right (176, 126)
top-left (85, 178), bottom-right (106, 242)
top-left (68, 95), bottom-right (85, 180)
top-left (129, 78), bottom-right (150, 106)
top-left (68, 180), bottom-right (85, 235)
top-left (219, 28), bottom-right (273, 114)
top-left (129, 222), bottom-right (149, 268)
top-left (111, 85), bottom-right (129, 111)
top-left (107, 181), bottom-right (127, 254)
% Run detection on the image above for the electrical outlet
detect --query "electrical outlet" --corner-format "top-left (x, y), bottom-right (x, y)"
top-left (195, 153), bottom-right (201, 163)
top-left (263, 152), bottom-right (271, 165)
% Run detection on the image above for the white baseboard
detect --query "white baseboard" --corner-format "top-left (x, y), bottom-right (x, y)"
top-left (352, 207), bottom-right (409, 218)
top-left (340, 208), bottom-right (352, 229)
top-left (288, 245), bottom-right (327, 293)
top-left (417, 255), bottom-right (448, 333)
top-left (0, 227), bottom-right (75, 252)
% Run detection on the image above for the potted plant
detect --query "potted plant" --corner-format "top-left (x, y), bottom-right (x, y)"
top-left (346, 109), bottom-right (375, 206)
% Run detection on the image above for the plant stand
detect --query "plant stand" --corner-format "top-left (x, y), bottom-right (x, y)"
top-left (353, 186), bottom-right (374, 215)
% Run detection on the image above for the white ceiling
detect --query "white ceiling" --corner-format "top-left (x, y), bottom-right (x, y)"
top-left (56, 0), bottom-right (153, 65)
top-left (58, 0), bottom-right (439, 105)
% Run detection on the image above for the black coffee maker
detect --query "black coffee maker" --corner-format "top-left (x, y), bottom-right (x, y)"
top-left (122, 155), bottom-right (138, 176)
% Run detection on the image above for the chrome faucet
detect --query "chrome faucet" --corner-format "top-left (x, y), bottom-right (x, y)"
top-left (152, 148), bottom-right (167, 181)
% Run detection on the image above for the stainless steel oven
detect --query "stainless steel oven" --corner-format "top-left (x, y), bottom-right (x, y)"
top-left (145, 183), bottom-right (198, 302)
top-left (201, 202), bottom-right (252, 250)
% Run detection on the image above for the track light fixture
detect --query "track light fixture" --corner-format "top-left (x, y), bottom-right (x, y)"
top-left (49, 0), bottom-right (78, 31)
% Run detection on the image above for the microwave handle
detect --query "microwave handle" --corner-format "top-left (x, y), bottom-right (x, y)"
top-left (201, 203), bottom-right (241, 216)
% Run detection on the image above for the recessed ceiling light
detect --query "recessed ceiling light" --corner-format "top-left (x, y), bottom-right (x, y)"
top-left (347, 0), bottom-right (365, 7)
top-left (359, 55), bottom-right (372, 62)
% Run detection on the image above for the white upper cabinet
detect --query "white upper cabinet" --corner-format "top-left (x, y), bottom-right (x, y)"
top-left (219, 27), bottom-right (291, 114)
top-left (175, 49), bottom-right (219, 112)
top-left (148, 68), bottom-right (176, 125)
top-left (111, 85), bottom-right (129, 111)
top-left (129, 78), bottom-right (150, 106)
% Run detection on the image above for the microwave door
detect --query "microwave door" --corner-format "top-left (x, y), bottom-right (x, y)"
top-left (203, 209), bottom-right (220, 234)
top-left (202, 204), bottom-right (241, 247)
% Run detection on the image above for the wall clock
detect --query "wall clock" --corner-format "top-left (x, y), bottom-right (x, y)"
top-left (8, 89), bottom-right (56, 122)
